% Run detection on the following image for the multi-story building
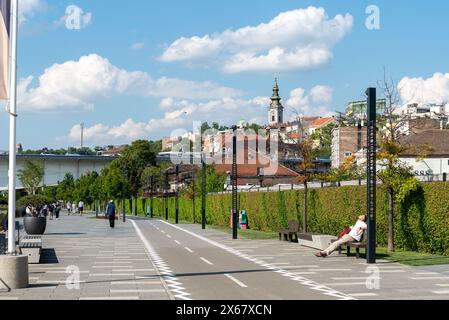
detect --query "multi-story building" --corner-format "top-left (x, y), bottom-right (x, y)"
top-left (331, 126), bottom-right (367, 168)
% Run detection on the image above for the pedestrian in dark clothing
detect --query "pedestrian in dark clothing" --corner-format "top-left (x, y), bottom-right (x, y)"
top-left (106, 200), bottom-right (116, 229)
top-left (55, 203), bottom-right (61, 219)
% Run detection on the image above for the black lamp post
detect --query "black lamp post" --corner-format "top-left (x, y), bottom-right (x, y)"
top-left (165, 170), bottom-right (169, 221)
top-left (201, 132), bottom-right (206, 230)
top-left (175, 164), bottom-right (179, 224)
top-left (122, 166), bottom-right (126, 223)
top-left (150, 176), bottom-right (154, 218)
top-left (231, 125), bottom-right (238, 240)
top-left (366, 87), bottom-right (377, 264)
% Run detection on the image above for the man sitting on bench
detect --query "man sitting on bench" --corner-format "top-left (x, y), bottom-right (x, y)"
top-left (315, 215), bottom-right (367, 258)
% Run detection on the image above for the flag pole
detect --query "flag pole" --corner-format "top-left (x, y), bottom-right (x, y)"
top-left (7, 0), bottom-right (19, 255)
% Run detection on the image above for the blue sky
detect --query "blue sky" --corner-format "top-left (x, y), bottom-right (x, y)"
top-left (1, 0), bottom-right (449, 150)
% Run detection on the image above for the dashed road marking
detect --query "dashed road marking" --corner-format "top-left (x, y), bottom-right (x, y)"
top-left (411, 277), bottom-right (449, 280)
top-left (185, 247), bottom-right (194, 253)
top-left (346, 293), bottom-right (378, 297)
top-left (224, 274), bottom-right (248, 288)
top-left (432, 290), bottom-right (449, 295)
top-left (130, 220), bottom-right (191, 300)
top-left (174, 240), bottom-right (181, 245)
top-left (200, 257), bottom-right (214, 265)
top-left (158, 220), bottom-right (355, 301)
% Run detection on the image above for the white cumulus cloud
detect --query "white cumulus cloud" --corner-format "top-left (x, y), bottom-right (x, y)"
top-left (18, 54), bottom-right (244, 112)
top-left (286, 85), bottom-right (334, 117)
top-left (398, 73), bottom-right (449, 105)
top-left (19, 0), bottom-right (44, 24)
top-left (160, 6), bottom-right (353, 73)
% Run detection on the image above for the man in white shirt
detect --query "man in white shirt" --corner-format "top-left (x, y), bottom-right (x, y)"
top-left (315, 215), bottom-right (368, 258)
top-left (78, 201), bottom-right (84, 216)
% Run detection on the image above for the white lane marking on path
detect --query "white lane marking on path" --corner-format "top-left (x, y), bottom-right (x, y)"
top-left (130, 220), bottom-right (191, 301)
top-left (322, 282), bottom-right (367, 286)
top-left (436, 284), bottom-right (449, 287)
top-left (167, 235), bottom-right (172, 239)
top-left (200, 257), bottom-right (214, 265)
top-left (185, 247), bottom-right (194, 253)
top-left (332, 277), bottom-right (375, 281)
top-left (411, 277), bottom-right (449, 280)
top-left (80, 297), bottom-right (139, 301)
top-left (174, 240), bottom-right (181, 245)
top-left (224, 274), bottom-right (248, 288)
top-left (157, 220), bottom-right (355, 301)
top-left (346, 293), bottom-right (378, 297)
top-left (432, 290), bottom-right (449, 295)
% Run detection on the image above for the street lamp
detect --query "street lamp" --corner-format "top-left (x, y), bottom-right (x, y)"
top-left (165, 169), bottom-right (170, 221)
top-left (122, 166), bottom-right (126, 223)
top-left (175, 164), bottom-right (179, 224)
top-left (231, 125), bottom-right (238, 240)
top-left (201, 129), bottom-right (206, 230)
top-left (150, 176), bottom-right (154, 218)
top-left (366, 87), bottom-right (377, 264)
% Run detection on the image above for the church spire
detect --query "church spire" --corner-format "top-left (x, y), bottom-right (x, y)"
top-left (268, 78), bottom-right (284, 125)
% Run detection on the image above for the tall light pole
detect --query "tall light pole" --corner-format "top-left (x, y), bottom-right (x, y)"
top-left (150, 176), bottom-right (154, 218)
top-left (175, 164), bottom-right (179, 224)
top-left (366, 88), bottom-right (377, 264)
top-left (165, 169), bottom-right (169, 221)
top-left (232, 125), bottom-right (238, 240)
top-left (122, 166), bottom-right (126, 223)
top-left (6, 0), bottom-right (19, 255)
top-left (201, 130), bottom-right (206, 230)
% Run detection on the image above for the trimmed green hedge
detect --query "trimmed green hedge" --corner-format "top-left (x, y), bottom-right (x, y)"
top-left (144, 182), bottom-right (449, 256)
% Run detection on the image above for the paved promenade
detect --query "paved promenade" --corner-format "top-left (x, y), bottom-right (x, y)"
top-left (0, 214), bottom-right (172, 300)
top-left (1, 213), bottom-right (449, 300)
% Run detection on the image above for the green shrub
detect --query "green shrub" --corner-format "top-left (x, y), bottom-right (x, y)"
top-left (139, 182), bottom-right (449, 256)
top-left (17, 194), bottom-right (55, 208)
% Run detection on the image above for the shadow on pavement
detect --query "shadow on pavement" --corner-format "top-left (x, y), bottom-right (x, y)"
top-left (39, 248), bottom-right (59, 264)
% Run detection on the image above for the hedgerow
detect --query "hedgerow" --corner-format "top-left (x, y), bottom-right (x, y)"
top-left (139, 182), bottom-right (449, 256)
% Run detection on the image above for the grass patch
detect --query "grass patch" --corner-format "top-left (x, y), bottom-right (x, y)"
top-left (208, 225), bottom-right (278, 240)
top-left (350, 247), bottom-right (449, 266)
top-left (375, 247), bottom-right (449, 266)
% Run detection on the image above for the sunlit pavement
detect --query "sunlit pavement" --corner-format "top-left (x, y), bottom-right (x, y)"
top-left (1, 214), bottom-right (449, 300)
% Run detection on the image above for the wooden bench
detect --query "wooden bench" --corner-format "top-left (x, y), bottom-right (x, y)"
top-left (332, 238), bottom-right (367, 259)
top-left (279, 221), bottom-right (300, 243)
top-left (19, 236), bottom-right (42, 264)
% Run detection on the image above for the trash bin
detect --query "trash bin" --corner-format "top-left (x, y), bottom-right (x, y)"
top-left (240, 210), bottom-right (248, 230)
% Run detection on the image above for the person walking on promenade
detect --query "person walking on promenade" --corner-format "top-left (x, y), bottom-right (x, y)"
top-left (78, 200), bottom-right (84, 216)
top-left (106, 200), bottom-right (116, 229)
top-left (67, 201), bottom-right (72, 215)
top-left (72, 202), bottom-right (77, 215)
top-left (315, 215), bottom-right (367, 258)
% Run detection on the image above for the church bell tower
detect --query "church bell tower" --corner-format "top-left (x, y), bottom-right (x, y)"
top-left (268, 78), bottom-right (284, 126)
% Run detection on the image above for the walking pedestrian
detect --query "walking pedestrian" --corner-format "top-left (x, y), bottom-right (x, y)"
top-left (72, 202), bottom-right (77, 215)
top-left (67, 201), bottom-right (72, 215)
top-left (106, 200), bottom-right (116, 229)
top-left (48, 203), bottom-right (54, 220)
top-left (78, 200), bottom-right (84, 216)
top-left (55, 203), bottom-right (61, 219)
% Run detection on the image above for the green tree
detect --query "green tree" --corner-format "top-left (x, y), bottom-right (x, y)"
top-left (118, 140), bottom-right (158, 197)
top-left (297, 138), bottom-right (316, 233)
top-left (56, 173), bottom-right (75, 201)
top-left (18, 160), bottom-right (45, 195)
top-left (311, 123), bottom-right (338, 159)
top-left (377, 70), bottom-right (427, 253)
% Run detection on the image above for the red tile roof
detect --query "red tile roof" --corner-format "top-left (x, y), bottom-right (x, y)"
top-left (310, 117), bottom-right (335, 128)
